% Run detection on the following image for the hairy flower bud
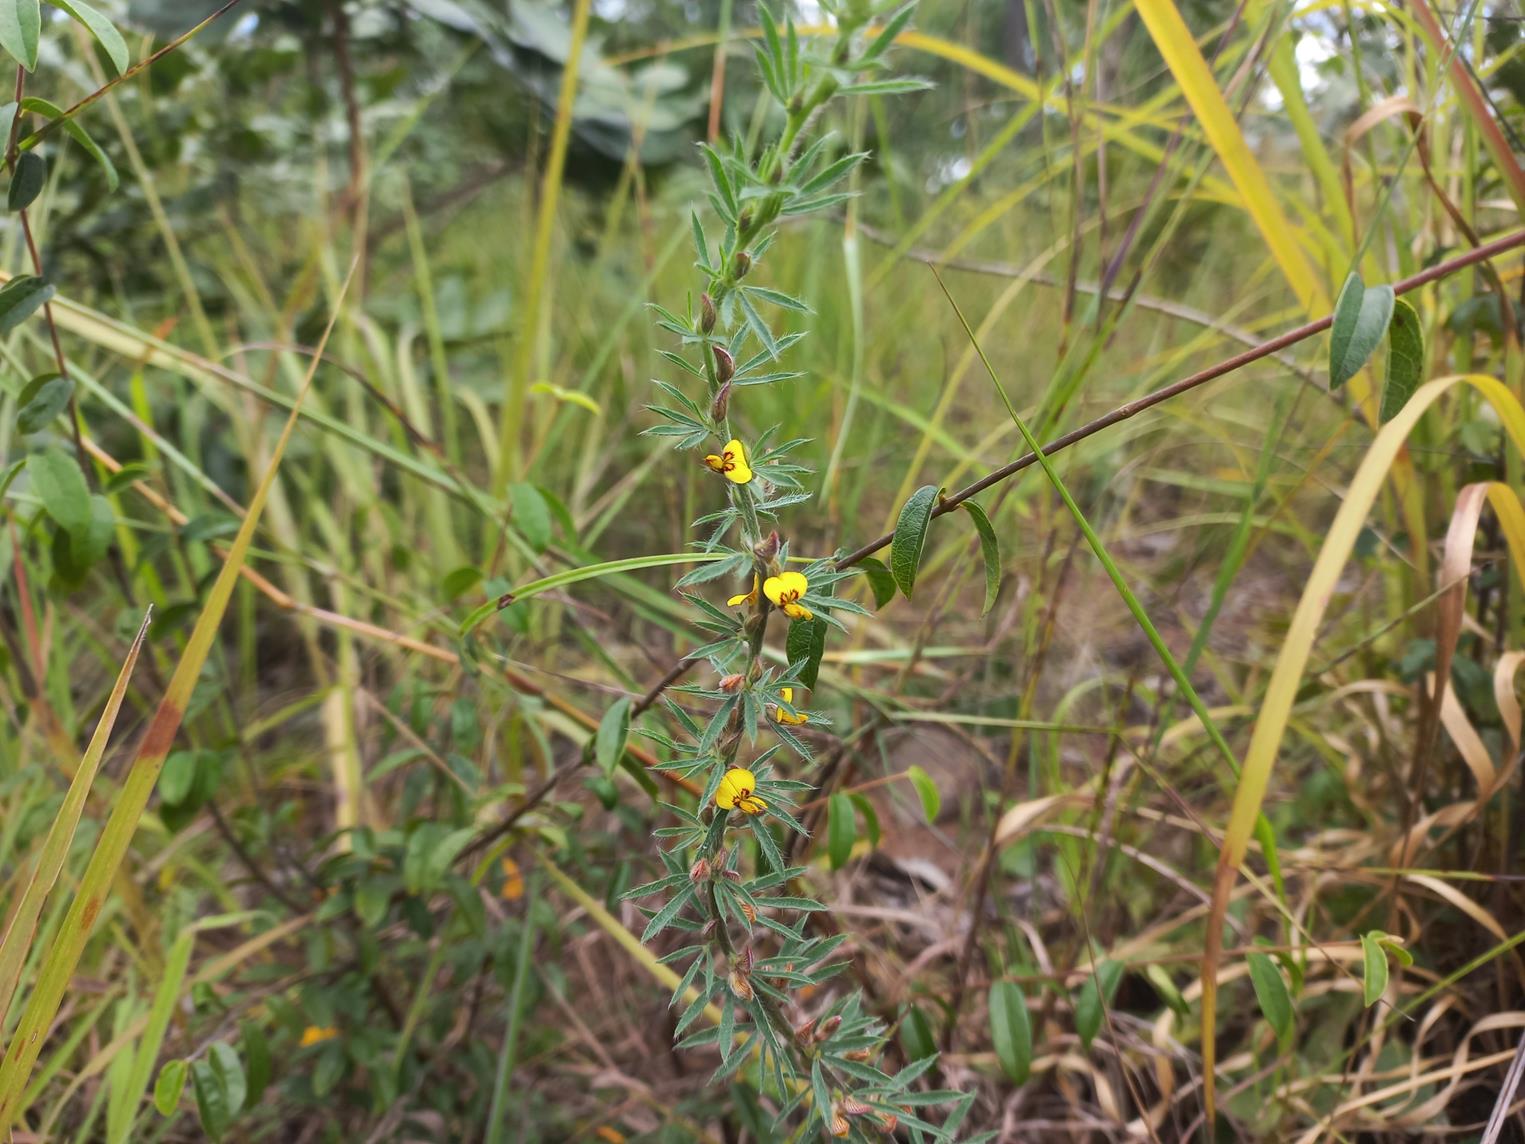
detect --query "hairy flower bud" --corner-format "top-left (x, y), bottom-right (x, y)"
top-left (733, 251), bottom-right (752, 279)
top-left (817, 1015), bottom-right (842, 1041)
top-left (875, 1112), bottom-right (899, 1134)
top-left (753, 529), bottom-right (780, 565)
top-left (718, 672), bottom-right (744, 693)
top-left (689, 857), bottom-right (710, 882)
top-left (841, 1099), bottom-right (870, 1117)
top-left (700, 292), bottom-right (716, 333)
top-left (713, 345), bottom-right (735, 385)
top-left (711, 380), bottom-right (732, 422)
top-left (828, 1110), bottom-right (850, 1138)
top-left (728, 969), bottom-right (753, 1001)
top-left (740, 902), bottom-right (756, 925)
top-left (793, 1017), bottom-right (817, 1043)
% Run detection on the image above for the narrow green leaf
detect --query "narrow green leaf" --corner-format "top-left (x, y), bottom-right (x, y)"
top-left (1247, 950), bottom-right (1294, 1037)
top-left (1074, 960), bottom-right (1122, 1051)
top-left (0, 273), bottom-right (54, 335)
top-left (890, 484), bottom-right (939, 598)
top-left (905, 764), bottom-right (939, 822)
top-left (857, 556), bottom-right (896, 609)
top-left (0, 0), bottom-right (39, 71)
top-left (241, 1022), bottom-right (271, 1104)
top-left (1380, 297), bottom-right (1424, 422)
top-left (594, 696), bottom-right (632, 777)
top-left (826, 793), bottom-right (854, 870)
top-left (459, 552), bottom-right (727, 636)
top-left (152, 1060), bottom-right (187, 1117)
top-left (961, 499), bottom-right (1001, 615)
top-left (988, 981), bottom-right (1032, 1084)
top-left (1360, 931), bottom-right (1390, 1007)
top-left (49, 0), bottom-right (129, 75)
top-left (19, 97), bottom-right (117, 190)
top-left (899, 1005), bottom-right (935, 1061)
top-left (1144, 964), bottom-right (1188, 1017)
top-left (7, 148), bottom-right (43, 210)
top-left (785, 616), bottom-right (826, 690)
top-left (15, 371), bottom-right (69, 433)
top-left (26, 448), bottom-right (89, 539)
top-left (1329, 273), bottom-right (1395, 390)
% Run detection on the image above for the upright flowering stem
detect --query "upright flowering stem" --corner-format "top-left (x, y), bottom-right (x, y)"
top-left (628, 5), bottom-right (972, 1135)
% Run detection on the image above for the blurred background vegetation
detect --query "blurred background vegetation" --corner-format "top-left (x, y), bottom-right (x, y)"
top-left (4, 0), bottom-right (1525, 1139)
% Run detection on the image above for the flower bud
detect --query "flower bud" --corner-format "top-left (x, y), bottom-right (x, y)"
top-left (828, 1110), bottom-right (850, 1138)
top-left (794, 1017), bottom-right (817, 1043)
top-left (817, 1015), bottom-right (842, 1041)
top-left (738, 208), bottom-right (753, 232)
top-left (710, 381), bottom-right (732, 422)
top-left (844, 1048), bottom-right (872, 1062)
top-left (728, 969), bottom-right (753, 1001)
top-left (718, 673), bottom-right (744, 693)
top-left (875, 1113), bottom-right (899, 1134)
top-left (713, 345), bottom-right (735, 385)
top-left (722, 867), bottom-right (742, 883)
top-left (733, 251), bottom-right (752, 279)
top-left (689, 857), bottom-right (710, 882)
top-left (700, 292), bottom-right (716, 333)
top-left (841, 1099), bottom-right (870, 1117)
top-left (753, 530), bottom-right (780, 564)
top-left (740, 902), bottom-right (756, 925)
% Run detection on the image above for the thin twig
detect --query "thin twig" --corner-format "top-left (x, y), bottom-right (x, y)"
top-left (628, 227), bottom-right (1525, 711)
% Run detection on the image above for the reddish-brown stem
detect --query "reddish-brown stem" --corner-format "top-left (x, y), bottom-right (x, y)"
top-left (630, 226), bottom-right (1525, 710)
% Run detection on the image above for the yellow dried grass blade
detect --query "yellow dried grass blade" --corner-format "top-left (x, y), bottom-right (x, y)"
top-left (1199, 374), bottom-right (1525, 1119)
top-left (1131, 0), bottom-right (1327, 315)
top-left (0, 264), bottom-right (356, 1131)
top-left (0, 610), bottom-right (151, 1032)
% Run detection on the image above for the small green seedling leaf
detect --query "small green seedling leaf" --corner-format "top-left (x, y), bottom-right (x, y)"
top-left (1074, 959), bottom-right (1122, 1050)
top-left (594, 696), bottom-right (632, 776)
top-left (1380, 297), bottom-right (1424, 422)
top-left (7, 148), bottom-right (43, 210)
top-left (826, 792), bottom-right (854, 870)
top-left (890, 484), bottom-right (939, 598)
top-left (905, 764), bottom-right (939, 822)
top-left (14, 371), bottom-right (69, 433)
top-left (857, 556), bottom-right (896, 609)
top-left (988, 981), bottom-right (1032, 1084)
top-left (785, 615), bottom-right (826, 690)
top-left (962, 498), bottom-right (1001, 615)
top-left (27, 448), bottom-right (89, 539)
top-left (153, 1059), bottom-right (187, 1116)
top-left (1360, 930), bottom-right (1410, 1006)
top-left (0, 274), bottom-right (53, 335)
top-left (508, 481), bottom-right (551, 553)
top-left (1246, 950), bottom-right (1293, 1038)
top-left (1329, 273), bottom-right (1395, 390)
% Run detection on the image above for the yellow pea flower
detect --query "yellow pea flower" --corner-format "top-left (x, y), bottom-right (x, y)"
top-left (715, 767), bottom-right (767, 815)
top-left (702, 438), bottom-right (753, 484)
top-left (763, 571), bottom-right (811, 620)
top-left (773, 686), bottom-right (808, 725)
top-left (300, 1025), bottom-right (338, 1047)
top-left (727, 574), bottom-right (759, 607)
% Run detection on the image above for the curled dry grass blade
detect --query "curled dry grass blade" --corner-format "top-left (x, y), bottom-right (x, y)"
top-left (1200, 375), bottom-right (1525, 1121)
top-left (0, 262), bottom-right (356, 1131)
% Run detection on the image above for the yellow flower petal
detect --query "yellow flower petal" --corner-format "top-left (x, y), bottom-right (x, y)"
top-left (727, 574), bottom-right (760, 608)
top-left (763, 570), bottom-right (809, 609)
top-left (773, 686), bottom-right (809, 725)
top-left (704, 439), bottom-right (753, 484)
top-left (722, 439), bottom-right (753, 484)
top-left (782, 601), bottom-right (813, 621)
top-left (716, 767), bottom-right (765, 814)
top-left (300, 1025), bottom-right (338, 1047)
